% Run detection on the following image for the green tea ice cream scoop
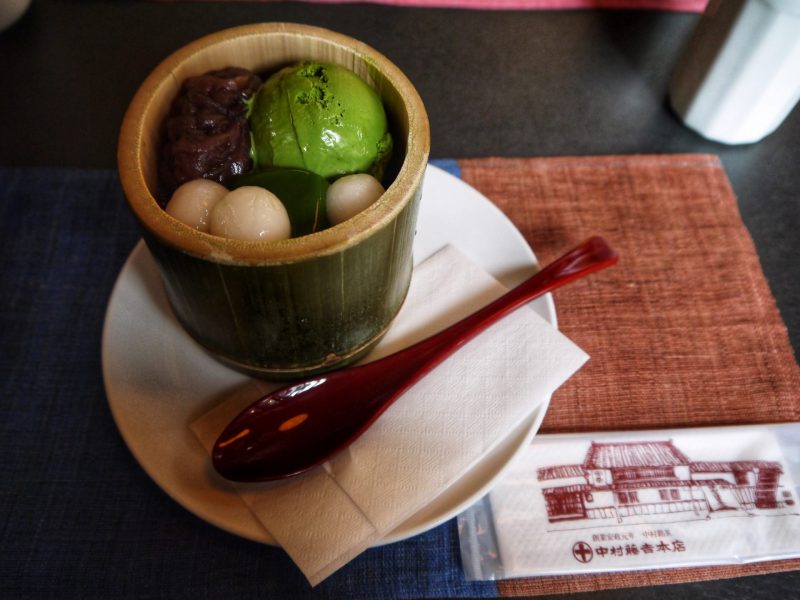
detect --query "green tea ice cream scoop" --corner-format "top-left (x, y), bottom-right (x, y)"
top-left (249, 62), bottom-right (392, 180)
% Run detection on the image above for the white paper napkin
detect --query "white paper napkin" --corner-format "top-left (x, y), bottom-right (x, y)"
top-left (191, 244), bottom-right (589, 585)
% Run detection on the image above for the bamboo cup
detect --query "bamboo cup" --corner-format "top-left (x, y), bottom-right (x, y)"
top-left (118, 23), bottom-right (430, 379)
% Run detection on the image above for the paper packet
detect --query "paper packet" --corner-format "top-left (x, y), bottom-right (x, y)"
top-left (458, 423), bottom-right (800, 580)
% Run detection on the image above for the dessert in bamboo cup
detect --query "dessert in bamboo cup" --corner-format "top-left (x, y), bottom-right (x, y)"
top-left (118, 23), bottom-right (430, 379)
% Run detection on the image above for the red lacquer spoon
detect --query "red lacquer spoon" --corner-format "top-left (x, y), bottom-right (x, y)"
top-left (213, 236), bottom-right (618, 482)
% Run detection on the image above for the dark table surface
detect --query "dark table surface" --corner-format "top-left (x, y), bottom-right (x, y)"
top-left (2, 1), bottom-right (798, 598)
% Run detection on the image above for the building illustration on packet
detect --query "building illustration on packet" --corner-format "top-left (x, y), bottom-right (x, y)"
top-left (538, 439), bottom-right (796, 525)
top-left (457, 425), bottom-right (800, 580)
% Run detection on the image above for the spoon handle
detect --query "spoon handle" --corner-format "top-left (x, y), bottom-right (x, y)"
top-left (376, 236), bottom-right (618, 394)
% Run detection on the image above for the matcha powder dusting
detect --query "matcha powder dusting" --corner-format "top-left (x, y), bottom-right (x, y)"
top-left (249, 62), bottom-right (392, 180)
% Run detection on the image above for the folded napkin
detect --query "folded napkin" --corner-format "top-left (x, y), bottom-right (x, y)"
top-left (191, 244), bottom-right (589, 585)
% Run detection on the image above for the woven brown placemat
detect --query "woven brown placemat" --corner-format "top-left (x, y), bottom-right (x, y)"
top-left (458, 154), bottom-right (800, 596)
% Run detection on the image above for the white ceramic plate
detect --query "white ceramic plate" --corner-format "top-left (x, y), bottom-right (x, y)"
top-left (101, 164), bottom-right (557, 545)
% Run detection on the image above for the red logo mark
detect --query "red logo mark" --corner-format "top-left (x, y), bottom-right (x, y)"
top-left (572, 541), bottom-right (593, 563)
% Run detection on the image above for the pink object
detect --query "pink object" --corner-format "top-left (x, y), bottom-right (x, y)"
top-left (159, 0), bottom-right (709, 12)
top-left (302, 0), bottom-right (708, 10)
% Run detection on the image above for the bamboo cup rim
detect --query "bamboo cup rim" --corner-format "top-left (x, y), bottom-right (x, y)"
top-left (118, 23), bottom-right (430, 266)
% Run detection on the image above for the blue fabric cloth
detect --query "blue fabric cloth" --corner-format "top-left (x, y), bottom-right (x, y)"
top-left (0, 162), bottom-right (499, 598)
top-left (432, 158), bottom-right (461, 178)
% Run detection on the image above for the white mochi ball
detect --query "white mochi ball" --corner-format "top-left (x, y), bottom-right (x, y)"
top-left (209, 186), bottom-right (291, 241)
top-left (326, 173), bottom-right (385, 226)
top-left (165, 179), bottom-right (229, 232)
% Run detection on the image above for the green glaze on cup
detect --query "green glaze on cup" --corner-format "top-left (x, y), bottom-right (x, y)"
top-left (143, 192), bottom-right (419, 377)
top-left (118, 23), bottom-right (429, 379)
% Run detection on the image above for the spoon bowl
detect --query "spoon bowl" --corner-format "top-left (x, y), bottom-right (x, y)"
top-left (213, 236), bottom-right (618, 482)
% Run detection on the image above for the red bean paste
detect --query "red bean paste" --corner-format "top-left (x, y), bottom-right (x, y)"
top-left (159, 67), bottom-right (261, 201)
